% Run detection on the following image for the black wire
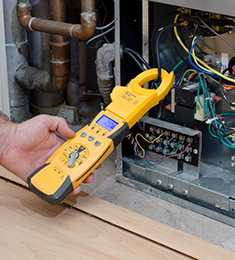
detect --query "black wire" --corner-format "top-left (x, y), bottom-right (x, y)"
top-left (124, 48), bottom-right (161, 89)
top-left (190, 21), bottom-right (199, 48)
top-left (155, 22), bottom-right (181, 83)
top-left (123, 49), bottom-right (145, 72)
top-left (172, 30), bottom-right (190, 67)
top-left (151, 11), bottom-right (179, 67)
top-left (198, 18), bottom-right (235, 51)
top-left (199, 73), bottom-right (234, 138)
top-left (124, 47), bottom-right (151, 69)
top-left (219, 68), bottom-right (235, 108)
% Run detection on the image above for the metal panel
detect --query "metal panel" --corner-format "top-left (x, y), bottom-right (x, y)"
top-left (149, 0), bottom-right (235, 17)
top-left (114, 0), bottom-right (121, 86)
top-left (115, 0), bottom-right (235, 224)
top-left (0, 0), bottom-right (10, 117)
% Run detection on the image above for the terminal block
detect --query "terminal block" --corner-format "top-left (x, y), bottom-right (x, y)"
top-left (139, 117), bottom-right (202, 167)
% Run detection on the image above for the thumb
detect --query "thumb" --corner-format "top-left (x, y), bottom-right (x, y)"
top-left (51, 117), bottom-right (76, 139)
top-left (39, 115), bottom-right (76, 139)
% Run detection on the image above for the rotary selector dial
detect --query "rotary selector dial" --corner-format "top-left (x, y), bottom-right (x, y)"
top-left (59, 143), bottom-right (89, 168)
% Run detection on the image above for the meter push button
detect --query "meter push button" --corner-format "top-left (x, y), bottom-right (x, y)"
top-left (80, 132), bottom-right (87, 138)
top-left (94, 141), bottom-right (101, 147)
top-left (88, 135), bottom-right (95, 141)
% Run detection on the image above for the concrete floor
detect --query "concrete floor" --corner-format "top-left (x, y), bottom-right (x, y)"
top-left (78, 98), bottom-right (235, 253)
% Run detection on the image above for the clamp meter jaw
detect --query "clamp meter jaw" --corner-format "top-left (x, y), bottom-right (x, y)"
top-left (28, 69), bottom-right (174, 205)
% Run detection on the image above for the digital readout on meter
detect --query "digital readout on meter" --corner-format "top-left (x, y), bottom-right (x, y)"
top-left (96, 115), bottom-right (118, 131)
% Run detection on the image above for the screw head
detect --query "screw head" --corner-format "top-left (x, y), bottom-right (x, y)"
top-left (156, 180), bottom-right (162, 186)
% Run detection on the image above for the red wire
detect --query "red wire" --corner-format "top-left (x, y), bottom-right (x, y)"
top-left (138, 143), bottom-right (191, 162)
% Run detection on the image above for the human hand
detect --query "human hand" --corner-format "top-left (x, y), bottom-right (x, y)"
top-left (0, 114), bottom-right (96, 195)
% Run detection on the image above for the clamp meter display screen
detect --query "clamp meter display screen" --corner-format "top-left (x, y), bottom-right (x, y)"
top-left (96, 115), bottom-right (118, 132)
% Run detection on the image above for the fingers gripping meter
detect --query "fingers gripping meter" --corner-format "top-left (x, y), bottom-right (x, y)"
top-left (28, 69), bottom-right (174, 205)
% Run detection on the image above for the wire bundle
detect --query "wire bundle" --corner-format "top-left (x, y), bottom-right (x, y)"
top-left (133, 133), bottom-right (191, 165)
top-left (124, 11), bottom-right (235, 150)
top-left (172, 13), bottom-right (235, 149)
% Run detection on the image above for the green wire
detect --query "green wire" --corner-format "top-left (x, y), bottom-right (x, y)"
top-left (139, 140), bottom-right (181, 163)
top-left (166, 140), bottom-right (181, 156)
top-left (172, 54), bottom-right (203, 72)
top-left (219, 112), bottom-right (235, 116)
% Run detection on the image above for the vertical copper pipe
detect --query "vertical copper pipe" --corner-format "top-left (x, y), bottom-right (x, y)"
top-left (49, 0), bottom-right (70, 92)
top-left (17, 0), bottom-right (97, 92)
top-left (50, 0), bottom-right (66, 22)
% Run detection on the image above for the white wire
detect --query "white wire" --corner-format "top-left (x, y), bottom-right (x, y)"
top-left (96, 18), bottom-right (117, 30)
top-left (86, 26), bottom-right (115, 46)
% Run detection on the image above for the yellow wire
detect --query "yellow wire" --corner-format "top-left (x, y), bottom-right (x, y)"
top-left (226, 127), bottom-right (235, 138)
top-left (178, 69), bottom-right (197, 86)
top-left (173, 14), bottom-right (235, 83)
top-left (135, 132), bottom-right (165, 158)
top-left (191, 37), bottom-right (212, 74)
top-left (205, 75), bottom-right (220, 85)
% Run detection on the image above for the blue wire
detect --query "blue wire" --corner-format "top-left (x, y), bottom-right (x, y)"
top-left (146, 139), bottom-right (171, 165)
top-left (198, 73), bottom-right (235, 149)
top-left (173, 65), bottom-right (189, 87)
top-left (188, 38), bottom-right (219, 78)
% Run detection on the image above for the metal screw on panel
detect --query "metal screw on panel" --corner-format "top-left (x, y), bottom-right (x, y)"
top-left (185, 156), bottom-right (191, 162)
top-left (182, 189), bottom-right (188, 196)
top-left (156, 128), bottom-right (161, 134)
top-left (156, 179), bottom-right (162, 186)
top-left (215, 60), bottom-right (221, 66)
top-left (193, 149), bottom-right (198, 154)
top-left (145, 133), bottom-right (150, 138)
top-left (163, 139), bottom-right (168, 145)
top-left (148, 144), bottom-right (155, 150)
top-left (155, 147), bottom-right (160, 153)
top-left (186, 137), bottom-right (192, 143)
top-left (167, 184), bottom-right (174, 190)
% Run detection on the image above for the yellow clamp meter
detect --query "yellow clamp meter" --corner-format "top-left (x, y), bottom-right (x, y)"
top-left (28, 69), bottom-right (174, 204)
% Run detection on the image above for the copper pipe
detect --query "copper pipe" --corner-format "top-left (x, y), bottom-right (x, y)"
top-left (49, 0), bottom-right (70, 92)
top-left (17, 0), bottom-right (97, 41)
top-left (50, 0), bottom-right (66, 22)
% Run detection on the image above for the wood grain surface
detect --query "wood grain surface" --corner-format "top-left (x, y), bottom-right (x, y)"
top-left (0, 166), bottom-right (234, 260)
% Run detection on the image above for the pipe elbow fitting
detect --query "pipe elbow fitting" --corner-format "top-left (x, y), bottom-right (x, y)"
top-left (71, 12), bottom-right (97, 40)
top-left (17, 0), bottom-right (32, 30)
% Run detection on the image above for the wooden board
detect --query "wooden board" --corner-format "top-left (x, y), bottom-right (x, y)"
top-left (0, 178), bottom-right (190, 260)
top-left (1, 166), bottom-right (234, 260)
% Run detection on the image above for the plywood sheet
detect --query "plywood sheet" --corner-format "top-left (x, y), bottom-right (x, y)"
top-left (0, 179), bottom-right (190, 260)
top-left (1, 166), bottom-right (234, 260)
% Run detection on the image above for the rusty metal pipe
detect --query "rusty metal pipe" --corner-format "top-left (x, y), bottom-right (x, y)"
top-left (50, 0), bottom-right (66, 22)
top-left (49, 0), bottom-right (70, 92)
top-left (17, 0), bottom-right (97, 41)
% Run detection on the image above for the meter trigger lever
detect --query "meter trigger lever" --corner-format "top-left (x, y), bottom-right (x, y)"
top-left (68, 146), bottom-right (86, 168)
top-left (68, 152), bottom-right (78, 168)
